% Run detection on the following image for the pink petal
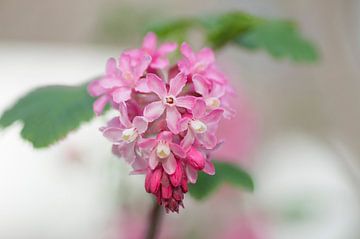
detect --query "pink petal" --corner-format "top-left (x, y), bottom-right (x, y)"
top-left (156, 131), bottom-right (173, 142)
top-left (203, 160), bottom-right (215, 175)
top-left (210, 82), bottom-right (226, 98)
top-left (186, 165), bottom-right (198, 184)
top-left (142, 32), bottom-right (157, 53)
top-left (119, 53), bottom-right (132, 73)
top-left (192, 99), bottom-right (206, 119)
top-left (169, 72), bottom-right (187, 96)
top-left (202, 109), bottom-right (224, 124)
top-left (146, 73), bottom-right (167, 98)
top-left (176, 96), bottom-right (196, 110)
top-left (158, 42), bottom-right (177, 55)
top-left (163, 153), bottom-right (177, 174)
top-left (197, 48), bottom-right (215, 65)
top-left (197, 133), bottom-right (217, 149)
top-left (99, 77), bottom-right (122, 89)
top-left (135, 79), bottom-right (150, 93)
top-left (150, 58), bottom-right (169, 69)
top-left (133, 116), bottom-right (148, 134)
top-left (180, 42), bottom-right (195, 62)
top-left (118, 102), bottom-right (132, 128)
top-left (138, 138), bottom-right (157, 150)
top-left (102, 127), bottom-right (123, 142)
top-left (93, 95), bottom-right (109, 116)
top-left (166, 106), bottom-right (181, 134)
top-left (192, 74), bottom-right (209, 96)
top-left (88, 79), bottom-right (105, 97)
top-left (149, 150), bottom-right (159, 170)
top-left (170, 143), bottom-right (186, 158)
top-left (112, 142), bottom-right (136, 164)
top-left (181, 130), bottom-right (195, 152)
top-left (177, 116), bottom-right (190, 132)
top-left (135, 53), bottom-right (152, 77)
top-left (106, 57), bottom-right (118, 75)
top-left (106, 117), bottom-right (122, 128)
top-left (143, 100), bottom-right (165, 122)
top-left (130, 157), bottom-right (148, 174)
top-left (112, 87), bottom-right (131, 103)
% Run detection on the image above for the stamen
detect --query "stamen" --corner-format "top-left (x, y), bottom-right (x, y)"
top-left (164, 96), bottom-right (176, 106)
top-left (121, 128), bottom-right (138, 143)
top-left (205, 97), bottom-right (221, 108)
top-left (156, 142), bottom-right (171, 159)
top-left (190, 120), bottom-right (207, 133)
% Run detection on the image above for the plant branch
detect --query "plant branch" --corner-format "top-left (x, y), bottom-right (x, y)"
top-left (145, 200), bottom-right (163, 239)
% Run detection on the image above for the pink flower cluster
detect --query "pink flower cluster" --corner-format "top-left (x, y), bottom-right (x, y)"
top-left (88, 32), bottom-right (235, 213)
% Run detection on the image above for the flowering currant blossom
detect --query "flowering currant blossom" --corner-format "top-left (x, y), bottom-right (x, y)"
top-left (143, 73), bottom-right (196, 134)
top-left (89, 32), bottom-right (236, 213)
top-left (137, 32), bottom-right (177, 70)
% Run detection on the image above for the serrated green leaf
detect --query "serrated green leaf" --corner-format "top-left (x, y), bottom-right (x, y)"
top-left (189, 161), bottom-right (254, 200)
top-left (0, 82), bottom-right (96, 148)
top-left (236, 21), bottom-right (318, 62)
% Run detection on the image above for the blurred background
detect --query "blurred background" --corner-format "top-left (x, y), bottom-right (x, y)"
top-left (1, 0), bottom-right (360, 238)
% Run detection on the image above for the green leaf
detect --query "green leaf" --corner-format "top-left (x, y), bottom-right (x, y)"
top-left (0, 82), bottom-right (96, 148)
top-left (200, 12), bottom-right (263, 49)
top-left (236, 21), bottom-right (318, 62)
top-left (189, 161), bottom-right (254, 200)
top-left (145, 18), bottom-right (199, 44)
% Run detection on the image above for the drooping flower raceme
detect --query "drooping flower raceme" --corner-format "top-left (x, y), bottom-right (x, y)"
top-left (88, 32), bottom-right (235, 213)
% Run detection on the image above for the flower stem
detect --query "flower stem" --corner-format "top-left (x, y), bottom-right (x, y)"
top-left (145, 200), bottom-right (163, 239)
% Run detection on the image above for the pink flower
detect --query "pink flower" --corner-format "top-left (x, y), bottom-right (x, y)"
top-left (179, 99), bottom-right (223, 151)
top-left (178, 43), bottom-right (227, 85)
top-left (185, 146), bottom-right (215, 183)
top-left (113, 51), bottom-right (152, 100)
top-left (88, 58), bottom-right (119, 115)
top-left (143, 73), bottom-right (196, 134)
top-left (140, 32), bottom-right (177, 69)
top-left (101, 103), bottom-right (148, 164)
top-left (193, 74), bottom-right (235, 119)
top-left (88, 52), bottom-right (151, 115)
top-left (139, 131), bottom-right (185, 174)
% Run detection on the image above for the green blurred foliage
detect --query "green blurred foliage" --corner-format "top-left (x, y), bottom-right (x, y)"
top-left (189, 161), bottom-right (254, 200)
top-left (147, 11), bottom-right (319, 62)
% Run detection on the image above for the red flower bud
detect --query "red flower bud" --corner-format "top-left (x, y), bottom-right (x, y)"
top-left (187, 147), bottom-right (205, 170)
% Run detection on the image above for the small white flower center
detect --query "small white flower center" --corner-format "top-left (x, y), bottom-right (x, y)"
top-left (190, 120), bottom-right (207, 133)
top-left (205, 97), bottom-right (221, 108)
top-left (121, 127), bottom-right (138, 143)
top-left (164, 95), bottom-right (176, 106)
top-left (156, 143), bottom-right (171, 159)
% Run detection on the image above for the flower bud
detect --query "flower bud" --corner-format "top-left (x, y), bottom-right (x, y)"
top-left (169, 161), bottom-right (183, 187)
top-left (150, 168), bottom-right (162, 193)
top-left (181, 178), bottom-right (188, 193)
top-left (187, 147), bottom-right (206, 170)
top-left (161, 184), bottom-right (173, 199)
top-left (173, 187), bottom-right (184, 201)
